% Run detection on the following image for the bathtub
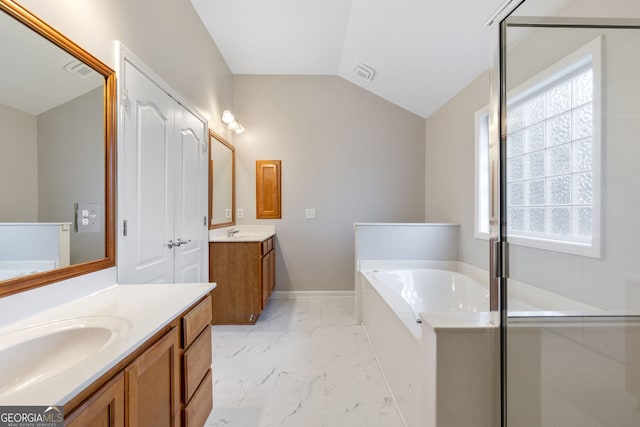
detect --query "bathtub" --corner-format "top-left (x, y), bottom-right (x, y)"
top-left (358, 265), bottom-right (499, 427)
top-left (363, 269), bottom-right (489, 337)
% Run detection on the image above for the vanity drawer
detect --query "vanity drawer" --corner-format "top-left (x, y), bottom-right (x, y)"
top-left (183, 369), bottom-right (213, 427)
top-left (182, 295), bottom-right (212, 348)
top-left (183, 328), bottom-right (212, 402)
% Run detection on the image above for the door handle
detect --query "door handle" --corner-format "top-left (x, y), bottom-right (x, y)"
top-left (167, 240), bottom-right (175, 249)
top-left (175, 238), bottom-right (192, 247)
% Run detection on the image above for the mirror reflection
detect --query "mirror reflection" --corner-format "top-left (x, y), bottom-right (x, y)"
top-left (209, 130), bottom-right (235, 228)
top-left (0, 9), bottom-right (106, 282)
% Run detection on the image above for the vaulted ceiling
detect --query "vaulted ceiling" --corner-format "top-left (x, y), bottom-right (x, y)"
top-left (190, 0), bottom-right (506, 118)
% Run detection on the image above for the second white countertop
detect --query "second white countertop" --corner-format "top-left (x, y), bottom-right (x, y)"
top-left (209, 224), bottom-right (275, 242)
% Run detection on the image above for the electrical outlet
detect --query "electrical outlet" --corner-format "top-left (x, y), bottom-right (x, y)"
top-left (305, 208), bottom-right (316, 219)
top-left (237, 208), bottom-right (244, 219)
top-left (76, 202), bottom-right (101, 232)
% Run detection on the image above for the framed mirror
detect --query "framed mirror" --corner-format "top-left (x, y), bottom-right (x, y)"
top-left (209, 130), bottom-right (235, 229)
top-left (0, 0), bottom-right (116, 297)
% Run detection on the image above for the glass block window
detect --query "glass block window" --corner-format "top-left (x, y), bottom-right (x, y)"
top-left (475, 37), bottom-right (601, 257)
top-left (506, 65), bottom-right (594, 244)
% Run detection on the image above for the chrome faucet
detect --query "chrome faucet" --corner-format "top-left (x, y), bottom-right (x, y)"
top-left (227, 228), bottom-right (240, 237)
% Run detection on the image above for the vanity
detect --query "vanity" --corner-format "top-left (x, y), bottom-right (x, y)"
top-left (0, 1), bottom-right (215, 425)
top-left (0, 281), bottom-right (215, 426)
top-left (209, 226), bottom-right (276, 324)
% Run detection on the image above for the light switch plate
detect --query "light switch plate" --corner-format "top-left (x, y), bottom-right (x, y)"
top-left (305, 208), bottom-right (316, 219)
top-left (75, 202), bottom-right (101, 232)
top-left (225, 208), bottom-right (232, 219)
top-left (237, 208), bottom-right (244, 219)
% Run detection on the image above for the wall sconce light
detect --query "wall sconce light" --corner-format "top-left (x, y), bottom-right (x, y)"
top-left (221, 109), bottom-right (245, 134)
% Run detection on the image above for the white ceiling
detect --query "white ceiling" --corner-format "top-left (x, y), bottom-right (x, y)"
top-left (0, 12), bottom-right (103, 116)
top-left (190, 0), bottom-right (506, 118)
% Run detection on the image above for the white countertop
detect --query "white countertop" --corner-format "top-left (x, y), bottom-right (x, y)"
top-left (209, 224), bottom-right (275, 242)
top-left (0, 282), bottom-right (215, 406)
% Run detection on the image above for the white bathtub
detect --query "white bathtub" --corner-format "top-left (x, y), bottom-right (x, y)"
top-left (363, 269), bottom-right (489, 336)
top-left (359, 266), bottom-right (498, 427)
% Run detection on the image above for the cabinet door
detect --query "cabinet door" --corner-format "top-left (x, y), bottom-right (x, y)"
top-left (261, 246), bottom-right (276, 309)
top-left (126, 328), bottom-right (180, 427)
top-left (261, 252), bottom-right (270, 308)
top-left (269, 249), bottom-right (276, 292)
top-left (65, 373), bottom-right (125, 427)
top-left (256, 160), bottom-right (281, 219)
top-left (210, 242), bottom-right (261, 324)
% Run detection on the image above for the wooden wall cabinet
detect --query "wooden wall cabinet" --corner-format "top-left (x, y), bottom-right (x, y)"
top-left (256, 160), bottom-right (281, 219)
top-left (65, 295), bottom-right (213, 427)
top-left (210, 236), bottom-right (276, 324)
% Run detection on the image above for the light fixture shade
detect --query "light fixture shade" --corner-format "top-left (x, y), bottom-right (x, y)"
top-left (221, 110), bottom-right (235, 124)
top-left (228, 120), bottom-right (240, 131)
top-left (234, 123), bottom-right (245, 134)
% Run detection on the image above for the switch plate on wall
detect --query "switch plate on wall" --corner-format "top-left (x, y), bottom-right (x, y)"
top-left (305, 208), bottom-right (316, 219)
top-left (225, 209), bottom-right (232, 219)
top-left (75, 202), bottom-right (101, 232)
top-left (237, 208), bottom-right (244, 219)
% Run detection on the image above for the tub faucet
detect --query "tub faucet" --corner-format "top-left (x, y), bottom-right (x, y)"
top-left (227, 228), bottom-right (239, 237)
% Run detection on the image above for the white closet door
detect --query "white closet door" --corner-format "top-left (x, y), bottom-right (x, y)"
top-left (173, 105), bottom-right (207, 283)
top-left (119, 61), bottom-right (175, 283)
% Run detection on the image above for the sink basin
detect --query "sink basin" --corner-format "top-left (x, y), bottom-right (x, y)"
top-left (216, 232), bottom-right (273, 241)
top-left (0, 316), bottom-right (130, 398)
top-left (230, 233), bottom-right (266, 238)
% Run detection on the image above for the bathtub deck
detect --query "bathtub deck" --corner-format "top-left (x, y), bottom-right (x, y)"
top-left (206, 297), bottom-right (405, 427)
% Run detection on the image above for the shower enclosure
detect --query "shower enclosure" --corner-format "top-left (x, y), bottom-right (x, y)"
top-left (490, 0), bottom-right (640, 425)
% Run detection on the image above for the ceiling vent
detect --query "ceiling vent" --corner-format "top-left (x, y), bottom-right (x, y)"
top-left (64, 60), bottom-right (95, 79)
top-left (354, 63), bottom-right (376, 82)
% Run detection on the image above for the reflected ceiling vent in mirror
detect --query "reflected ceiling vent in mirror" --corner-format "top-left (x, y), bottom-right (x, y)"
top-left (64, 60), bottom-right (95, 79)
top-left (354, 63), bottom-right (376, 82)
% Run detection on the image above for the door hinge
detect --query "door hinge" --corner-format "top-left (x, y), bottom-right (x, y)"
top-left (204, 216), bottom-right (207, 226)
top-left (203, 142), bottom-right (208, 153)
top-left (492, 240), bottom-right (509, 279)
top-left (122, 88), bottom-right (129, 107)
top-left (123, 220), bottom-right (128, 237)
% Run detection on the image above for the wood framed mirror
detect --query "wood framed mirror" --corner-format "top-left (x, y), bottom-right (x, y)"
top-left (209, 130), bottom-right (235, 229)
top-left (0, 0), bottom-right (116, 297)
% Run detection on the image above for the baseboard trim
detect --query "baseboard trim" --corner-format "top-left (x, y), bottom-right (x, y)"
top-left (271, 291), bottom-right (355, 299)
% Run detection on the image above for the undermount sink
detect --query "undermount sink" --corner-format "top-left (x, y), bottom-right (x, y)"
top-left (229, 233), bottom-right (265, 238)
top-left (0, 316), bottom-right (131, 398)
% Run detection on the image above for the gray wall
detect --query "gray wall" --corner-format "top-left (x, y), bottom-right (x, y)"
top-left (38, 88), bottom-right (104, 265)
top-left (233, 75), bottom-right (426, 292)
top-left (425, 72), bottom-right (491, 270)
top-left (0, 105), bottom-right (38, 222)
top-left (18, 0), bottom-right (234, 138)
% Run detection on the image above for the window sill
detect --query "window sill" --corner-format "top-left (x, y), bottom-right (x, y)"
top-left (508, 234), bottom-right (601, 259)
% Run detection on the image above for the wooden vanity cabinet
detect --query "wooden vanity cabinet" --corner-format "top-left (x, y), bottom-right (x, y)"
top-left (65, 373), bottom-right (125, 427)
top-left (210, 236), bottom-right (275, 324)
top-left (181, 296), bottom-right (213, 427)
top-left (126, 327), bottom-right (180, 427)
top-left (64, 295), bottom-right (213, 427)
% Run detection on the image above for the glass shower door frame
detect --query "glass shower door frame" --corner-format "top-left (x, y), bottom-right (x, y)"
top-left (489, 6), bottom-right (640, 426)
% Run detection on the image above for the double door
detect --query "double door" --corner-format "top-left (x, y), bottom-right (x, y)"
top-left (118, 58), bottom-right (208, 284)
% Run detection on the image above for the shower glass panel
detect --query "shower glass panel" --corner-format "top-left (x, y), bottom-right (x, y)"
top-left (500, 1), bottom-right (640, 425)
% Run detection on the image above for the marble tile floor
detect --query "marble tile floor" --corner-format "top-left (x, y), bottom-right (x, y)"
top-left (205, 297), bottom-right (405, 427)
